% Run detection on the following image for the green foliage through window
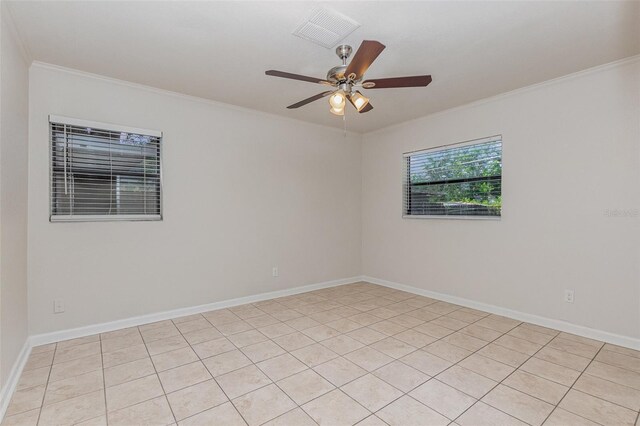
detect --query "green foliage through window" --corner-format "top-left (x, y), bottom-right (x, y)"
top-left (403, 138), bottom-right (502, 217)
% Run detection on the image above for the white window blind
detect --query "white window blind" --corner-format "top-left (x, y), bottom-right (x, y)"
top-left (403, 136), bottom-right (502, 218)
top-left (49, 116), bottom-right (162, 222)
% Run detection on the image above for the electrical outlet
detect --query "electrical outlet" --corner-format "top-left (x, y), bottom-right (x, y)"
top-left (564, 290), bottom-right (575, 303)
top-left (272, 267), bottom-right (279, 277)
top-left (54, 298), bottom-right (65, 313)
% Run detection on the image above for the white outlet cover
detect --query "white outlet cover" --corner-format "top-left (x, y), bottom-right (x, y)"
top-left (564, 290), bottom-right (575, 303)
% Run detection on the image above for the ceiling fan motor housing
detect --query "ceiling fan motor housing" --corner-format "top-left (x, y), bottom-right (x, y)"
top-left (327, 65), bottom-right (347, 84)
top-left (327, 44), bottom-right (358, 85)
top-left (335, 45), bottom-right (352, 62)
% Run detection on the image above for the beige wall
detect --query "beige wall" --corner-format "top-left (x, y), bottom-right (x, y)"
top-left (0, 6), bottom-right (30, 388)
top-left (362, 59), bottom-right (640, 340)
top-left (28, 64), bottom-right (362, 335)
top-left (24, 56), bottom-right (640, 344)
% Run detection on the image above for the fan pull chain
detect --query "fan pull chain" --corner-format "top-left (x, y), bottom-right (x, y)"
top-left (343, 112), bottom-right (347, 137)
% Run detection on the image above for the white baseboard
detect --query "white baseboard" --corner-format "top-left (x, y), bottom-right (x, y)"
top-left (30, 276), bottom-right (363, 347)
top-left (6, 278), bottom-right (352, 423)
top-left (0, 341), bottom-right (31, 422)
top-left (3, 274), bottom-right (639, 424)
top-left (363, 275), bottom-right (640, 351)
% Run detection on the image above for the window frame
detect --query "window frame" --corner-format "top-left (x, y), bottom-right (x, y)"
top-left (402, 135), bottom-right (502, 220)
top-left (48, 115), bottom-right (163, 223)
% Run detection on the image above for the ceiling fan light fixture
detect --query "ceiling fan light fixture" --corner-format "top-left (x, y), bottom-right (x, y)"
top-left (329, 91), bottom-right (346, 109)
top-left (349, 91), bottom-right (369, 112)
top-left (329, 105), bottom-right (345, 116)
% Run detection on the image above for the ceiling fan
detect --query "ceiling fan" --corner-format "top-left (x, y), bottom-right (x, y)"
top-left (265, 40), bottom-right (432, 116)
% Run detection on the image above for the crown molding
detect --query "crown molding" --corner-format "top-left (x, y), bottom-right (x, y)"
top-left (29, 61), bottom-right (363, 140)
top-left (365, 54), bottom-right (640, 137)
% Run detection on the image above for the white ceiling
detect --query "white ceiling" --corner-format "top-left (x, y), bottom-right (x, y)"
top-left (7, 1), bottom-right (640, 133)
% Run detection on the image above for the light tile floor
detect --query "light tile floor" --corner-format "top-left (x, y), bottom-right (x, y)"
top-left (3, 282), bottom-right (640, 426)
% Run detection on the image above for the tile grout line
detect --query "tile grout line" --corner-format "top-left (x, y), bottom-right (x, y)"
top-left (0, 292), bottom-right (480, 422)
top-left (99, 336), bottom-right (108, 425)
top-left (478, 331), bottom-right (636, 425)
top-left (579, 369), bottom-right (640, 392)
top-left (30, 314), bottom-right (469, 393)
top-left (170, 312), bottom-right (253, 426)
top-left (237, 302), bottom-right (366, 425)
top-left (215, 308), bottom-right (304, 426)
top-left (339, 297), bottom-right (510, 422)
top-left (366, 307), bottom-right (495, 419)
top-left (159, 308), bottom-right (601, 426)
top-left (561, 371), bottom-right (640, 412)
top-left (169, 316), bottom-right (289, 422)
top-left (250, 293), bottom-right (406, 424)
top-left (414, 314), bottom-right (525, 424)
top-left (261, 405), bottom-right (321, 426)
top-left (18, 284), bottom-right (640, 426)
top-left (26, 297), bottom-right (538, 423)
top-left (555, 348), bottom-right (640, 416)
top-left (219, 303), bottom-right (342, 426)
top-left (138, 326), bottom-right (179, 425)
top-left (97, 331), bottom-right (176, 424)
top-left (35, 344), bottom-right (57, 426)
top-left (61, 302), bottom-right (640, 422)
top-left (542, 344), bottom-right (609, 426)
top-left (459, 329), bottom-right (627, 426)
top-left (2, 312), bottom-right (540, 422)
top-left (271, 300), bottom-right (486, 423)
top-left (457, 325), bottom-right (569, 426)
top-left (386, 306), bottom-right (638, 422)
top-left (392, 310), bottom-right (609, 424)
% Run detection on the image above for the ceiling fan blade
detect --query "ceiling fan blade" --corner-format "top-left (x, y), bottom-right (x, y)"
top-left (359, 102), bottom-right (373, 113)
top-left (286, 91), bottom-right (333, 109)
top-left (266, 70), bottom-right (330, 85)
top-left (363, 75), bottom-right (432, 89)
top-left (344, 40), bottom-right (386, 81)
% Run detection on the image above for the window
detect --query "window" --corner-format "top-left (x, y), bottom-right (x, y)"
top-left (403, 136), bottom-right (502, 218)
top-left (50, 116), bottom-right (162, 222)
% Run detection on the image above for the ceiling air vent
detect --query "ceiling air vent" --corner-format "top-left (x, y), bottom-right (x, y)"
top-left (292, 8), bottom-right (360, 49)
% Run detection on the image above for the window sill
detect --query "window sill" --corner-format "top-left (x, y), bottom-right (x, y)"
top-left (402, 215), bottom-right (501, 221)
top-left (50, 214), bottom-right (162, 223)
